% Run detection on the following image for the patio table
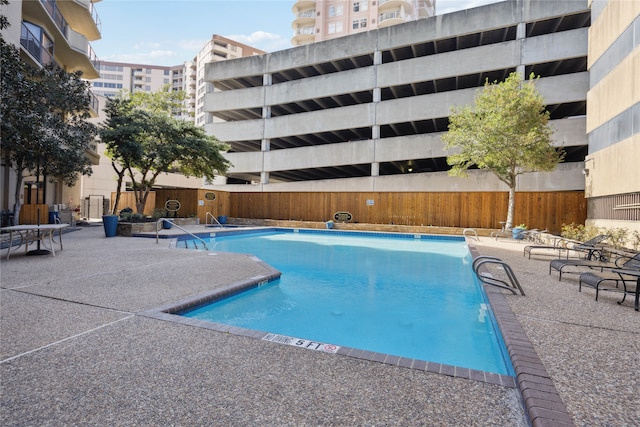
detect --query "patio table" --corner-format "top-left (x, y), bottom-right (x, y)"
top-left (1, 224), bottom-right (69, 259)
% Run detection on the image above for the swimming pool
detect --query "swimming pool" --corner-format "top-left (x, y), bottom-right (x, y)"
top-left (179, 230), bottom-right (513, 375)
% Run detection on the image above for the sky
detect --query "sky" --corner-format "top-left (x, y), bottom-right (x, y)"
top-left (92, 0), bottom-right (502, 67)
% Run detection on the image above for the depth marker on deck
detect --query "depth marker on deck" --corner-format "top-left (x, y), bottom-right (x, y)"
top-left (262, 333), bottom-right (340, 354)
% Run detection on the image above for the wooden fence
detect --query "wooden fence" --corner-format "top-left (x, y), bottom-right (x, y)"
top-left (228, 191), bottom-right (586, 234)
top-left (108, 190), bottom-right (586, 234)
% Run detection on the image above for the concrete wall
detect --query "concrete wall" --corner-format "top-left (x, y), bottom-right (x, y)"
top-left (585, 0), bottom-right (639, 230)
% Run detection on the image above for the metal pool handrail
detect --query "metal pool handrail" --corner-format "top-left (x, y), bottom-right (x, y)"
top-left (205, 212), bottom-right (223, 227)
top-left (472, 256), bottom-right (525, 296)
top-left (155, 219), bottom-right (209, 250)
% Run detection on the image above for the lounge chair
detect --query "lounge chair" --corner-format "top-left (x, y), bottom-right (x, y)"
top-left (578, 254), bottom-right (640, 301)
top-left (550, 252), bottom-right (639, 281)
top-left (524, 234), bottom-right (608, 260)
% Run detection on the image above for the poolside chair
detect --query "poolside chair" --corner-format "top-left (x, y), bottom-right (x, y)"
top-left (550, 251), bottom-right (639, 281)
top-left (578, 254), bottom-right (640, 300)
top-left (524, 234), bottom-right (608, 260)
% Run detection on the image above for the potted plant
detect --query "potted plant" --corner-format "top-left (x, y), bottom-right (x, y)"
top-left (512, 224), bottom-right (527, 240)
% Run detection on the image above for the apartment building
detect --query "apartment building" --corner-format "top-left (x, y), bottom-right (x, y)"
top-left (192, 35), bottom-right (265, 127)
top-left (91, 61), bottom-right (176, 98)
top-left (77, 35), bottom-right (265, 217)
top-left (205, 0), bottom-right (590, 195)
top-left (0, 0), bottom-right (102, 220)
top-left (584, 0), bottom-right (640, 234)
top-left (292, 0), bottom-right (435, 46)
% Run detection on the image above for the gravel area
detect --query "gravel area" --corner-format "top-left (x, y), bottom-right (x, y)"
top-left (1, 225), bottom-right (638, 426)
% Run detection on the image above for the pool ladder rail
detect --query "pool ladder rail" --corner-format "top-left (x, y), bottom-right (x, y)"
top-left (205, 212), bottom-right (224, 227)
top-left (472, 256), bottom-right (525, 296)
top-left (155, 219), bottom-right (209, 251)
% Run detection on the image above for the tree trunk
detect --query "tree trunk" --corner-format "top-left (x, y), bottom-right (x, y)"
top-left (111, 162), bottom-right (125, 214)
top-left (12, 168), bottom-right (25, 226)
top-left (506, 185), bottom-right (516, 229)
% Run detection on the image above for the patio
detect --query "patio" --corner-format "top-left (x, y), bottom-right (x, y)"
top-left (1, 225), bottom-right (638, 426)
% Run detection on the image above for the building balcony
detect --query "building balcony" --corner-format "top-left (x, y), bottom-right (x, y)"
top-left (88, 89), bottom-right (99, 117)
top-left (54, 0), bottom-right (102, 41)
top-left (22, 0), bottom-right (100, 78)
top-left (292, 9), bottom-right (316, 28)
top-left (292, 0), bottom-right (316, 13)
top-left (378, 10), bottom-right (408, 28)
top-left (378, 0), bottom-right (413, 13)
top-left (291, 26), bottom-right (315, 46)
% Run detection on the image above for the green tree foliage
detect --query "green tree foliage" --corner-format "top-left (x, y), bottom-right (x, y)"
top-left (1, 20), bottom-right (97, 224)
top-left (442, 72), bottom-right (563, 229)
top-left (100, 88), bottom-right (231, 215)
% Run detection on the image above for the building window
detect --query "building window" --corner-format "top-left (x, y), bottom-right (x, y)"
top-left (329, 5), bottom-right (343, 17)
top-left (353, 19), bottom-right (367, 29)
top-left (328, 21), bottom-right (344, 34)
top-left (354, 2), bottom-right (368, 12)
top-left (164, 70), bottom-right (170, 75)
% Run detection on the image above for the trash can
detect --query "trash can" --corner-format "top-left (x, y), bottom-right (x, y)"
top-left (48, 211), bottom-right (60, 224)
top-left (217, 216), bottom-right (227, 224)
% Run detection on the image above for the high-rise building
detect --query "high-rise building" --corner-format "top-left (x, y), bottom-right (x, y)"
top-left (291, 0), bottom-right (436, 46)
top-left (0, 0), bottom-right (102, 221)
top-left (76, 36), bottom-right (265, 216)
top-left (91, 62), bottom-right (175, 98)
top-left (91, 35), bottom-right (264, 126)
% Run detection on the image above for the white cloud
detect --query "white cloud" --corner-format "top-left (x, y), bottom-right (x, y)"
top-left (225, 31), bottom-right (290, 52)
top-left (178, 39), bottom-right (209, 51)
top-left (132, 41), bottom-right (161, 50)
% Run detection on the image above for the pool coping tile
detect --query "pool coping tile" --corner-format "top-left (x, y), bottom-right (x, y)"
top-left (468, 244), bottom-right (575, 427)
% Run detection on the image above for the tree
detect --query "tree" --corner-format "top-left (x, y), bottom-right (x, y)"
top-left (442, 72), bottom-right (563, 229)
top-left (1, 9), bottom-right (97, 225)
top-left (100, 97), bottom-right (148, 214)
top-left (100, 88), bottom-right (231, 215)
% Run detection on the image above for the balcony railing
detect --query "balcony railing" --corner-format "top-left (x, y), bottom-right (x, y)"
top-left (294, 27), bottom-right (315, 36)
top-left (20, 22), bottom-right (54, 65)
top-left (40, 0), bottom-right (69, 38)
top-left (87, 0), bottom-right (102, 33)
top-left (88, 89), bottom-right (99, 114)
top-left (379, 10), bottom-right (403, 23)
top-left (296, 10), bottom-right (316, 18)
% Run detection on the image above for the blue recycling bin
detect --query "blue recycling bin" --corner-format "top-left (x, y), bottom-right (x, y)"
top-left (217, 216), bottom-right (227, 224)
top-left (48, 212), bottom-right (59, 224)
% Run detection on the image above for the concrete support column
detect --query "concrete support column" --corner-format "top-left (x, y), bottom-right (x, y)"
top-left (261, 171), bottom-right (269, 185)
top-left (371, 162), bottom-right (379, 177)
top-left (372, 125), bottom-right (380, 140)
top-left (373, 50), bottom-right (382, 65)
top-left (261, 138), bottom-right (270, 152)
top-left (373, 87), bottom-right (381, 103)
top-left (516, 22), bottom-right (526, 78)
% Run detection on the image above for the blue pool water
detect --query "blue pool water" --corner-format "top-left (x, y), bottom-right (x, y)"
top-left (180, 230), bottom-right (513, 375)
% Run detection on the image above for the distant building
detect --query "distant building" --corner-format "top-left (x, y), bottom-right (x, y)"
top-left (0, 0), bottom-right (102, 220)
top-left (77, 36), bottom-right (265, 216)
top-left (92, 35), bottom-right (265, 126)
top-left (292, 0), bottom-right (436, 46)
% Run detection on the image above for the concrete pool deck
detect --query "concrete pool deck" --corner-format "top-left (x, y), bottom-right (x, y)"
top-left (1, 225), bottom-right (638, 426)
